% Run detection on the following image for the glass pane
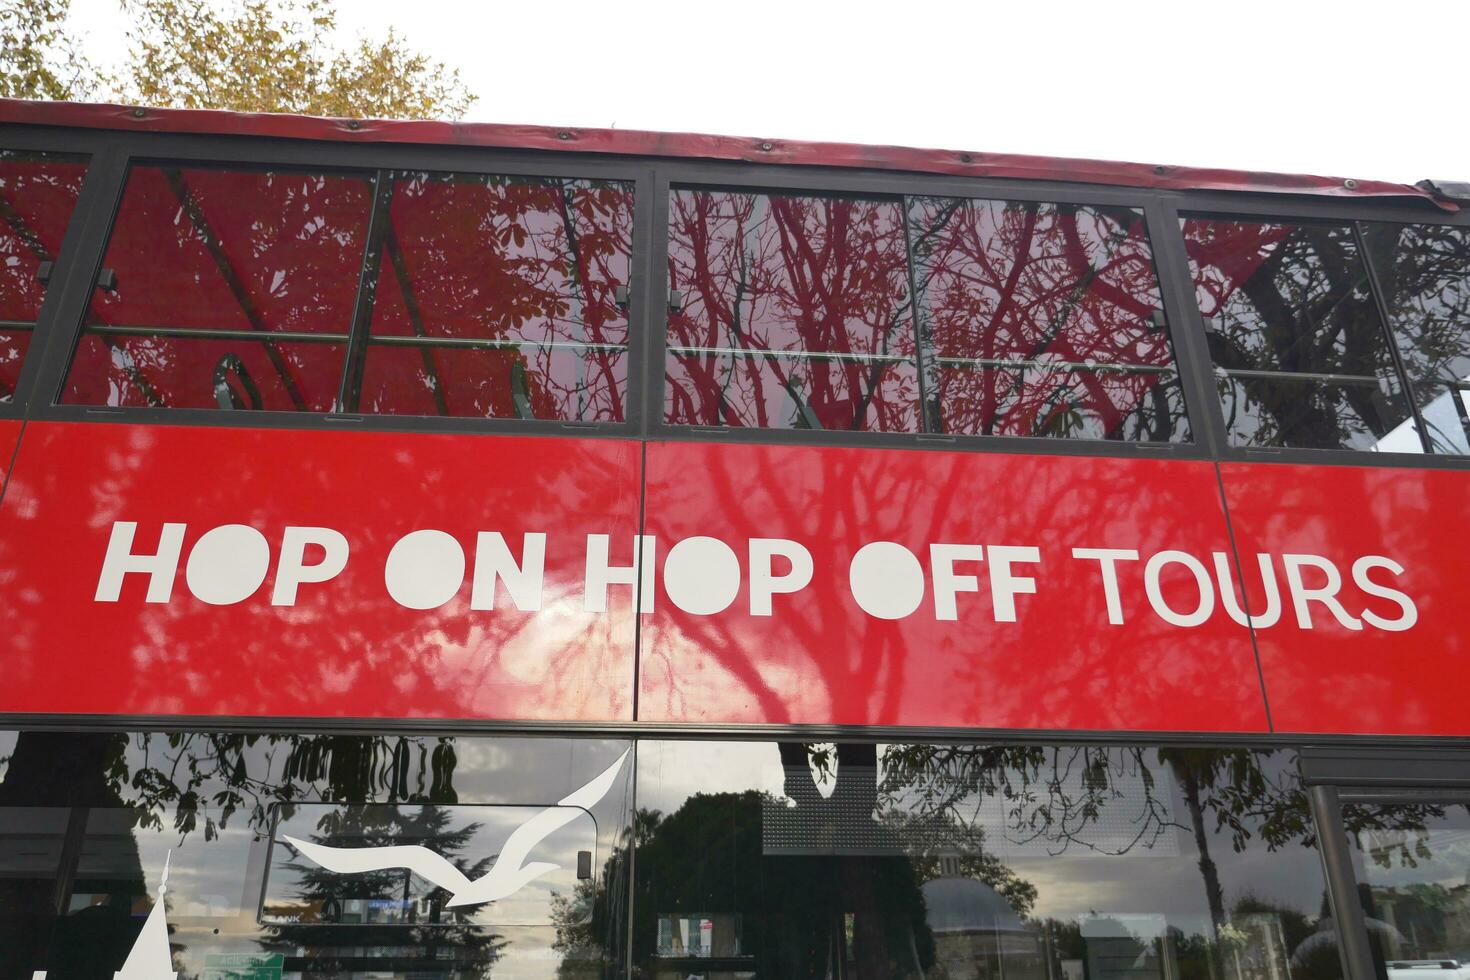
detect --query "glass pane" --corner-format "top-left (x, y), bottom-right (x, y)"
top-left (1413, 382), bottom-right (1470, 455)
top-left (665, 188), bottom-right (919, 432)
top-left (64, 334), bottom-right (343, 411)
top-left (0, 149), bottom-right (88, 325)
top-left (665, 348), bottom-right (919, 430)
top-left (360, 172), bottom-right (633, 420)
top-left (360, 342), bottom-right (626, 420)
top-left (636, 741), bottom-right (1341, 980)
top-left (0, 149), bottom-right (89, 404)
top-left (0, 730), bottom-right (630, 978)
top-left (0, 329), bottom-right (30, 402)
top-left (1363, 222), bottom-right (1470, 455)
top-left (1216, 373), bottom-right (1417, 453)
top-left (1343, 801), bottom-right (1470, 976)
top-left (911, 198), bottom-right (1185, 441)
top-left (1182, 217), bottom-right (1412, 450)
top-left (935, 363), bottom-right (1188, 440)
top-left (63, 164), bottom-right (373, 412)
top-left (264, 803), bottom-right (598, 928)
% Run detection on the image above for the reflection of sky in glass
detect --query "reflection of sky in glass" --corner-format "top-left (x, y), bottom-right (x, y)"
top-left (0, 731), bottom-right (16, 781)
top-left (0, 732), bottom-right (633, 975)
top-left (640, 741), bottom-right (1332, 943)
top-left (1356, 819), bottom-right (1470, 889)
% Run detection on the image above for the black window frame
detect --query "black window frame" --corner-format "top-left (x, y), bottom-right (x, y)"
top-left (22, 130), bottom-right (655, 439)
top-left (645, 163), bottom-right (1214, 461)
top-left (1357, 218), bottom-right (1470, 457)
top-left (1151, 192), bottom-right (1470, 470)
top-left (0, 130), bottom-right (101, 421)
top-left (4, 718), bottom-right (1467, 980)
top-left (1172, 209), bottom-right (1424, 455)
top-left (1, 122), bottom-right (1468, 470)
top-left (657, 177), bottom-right (1195, 447)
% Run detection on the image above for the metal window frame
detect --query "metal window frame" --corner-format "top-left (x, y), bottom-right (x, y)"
top-left (647, 164), bottom-right (1203, 454)
top-left (1170, 209), bottom-right (1428, 457)
top-left (2, 121), bottom-right (1470, 469)
top-left (15, 128), bottom-right (654, 439)
top-left (8, 712), bottom-right (1470, 980)
top-left (0, 131), bottom-right (112, 419)
top-left (1299, 744), bottom-right (1470, 980)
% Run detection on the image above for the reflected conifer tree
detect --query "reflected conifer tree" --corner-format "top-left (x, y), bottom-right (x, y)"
top-left (264, 802), bottom-right (506, 974)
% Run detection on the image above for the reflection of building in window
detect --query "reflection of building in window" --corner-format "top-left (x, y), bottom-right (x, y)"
top-left (923, 875), bottom-right (1048, 980)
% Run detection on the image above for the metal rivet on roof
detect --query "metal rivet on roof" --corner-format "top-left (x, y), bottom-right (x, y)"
top-left (759, 141), bottom-right (774, 151)
top-left (1344, 178), bottom-right (1359, 190)
top-left (558, 131), bottom-right (572, 140)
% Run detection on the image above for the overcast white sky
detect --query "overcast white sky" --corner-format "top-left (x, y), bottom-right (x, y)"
top-left (63, 0), bottom-right (1469, 184)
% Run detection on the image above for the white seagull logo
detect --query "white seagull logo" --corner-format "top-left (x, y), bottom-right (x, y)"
top-left (281, 748), bottom-right (628, 908)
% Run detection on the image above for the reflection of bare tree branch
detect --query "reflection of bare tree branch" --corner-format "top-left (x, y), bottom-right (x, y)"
top-left (383, 225), bottom-right (449, 416)
top-left (162, 168), bottom-right (307, 410)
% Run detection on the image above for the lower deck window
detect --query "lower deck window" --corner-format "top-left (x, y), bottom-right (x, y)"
top-left (0, 731), bottom-right (1360, 979)
top-left (0, 731), bottom-right (630, 978)
top-left (634, 741), bottom-right (1342, 980)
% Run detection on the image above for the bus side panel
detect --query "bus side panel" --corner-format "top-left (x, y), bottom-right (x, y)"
top-left (0, 421), bottom-right (641, 721)
top-left (1219, 461), bottom-right (1468, 736)
top-left (0, 420), bottom-right (19, 493)
top-left (639, 441), bottom-right (1269, 732)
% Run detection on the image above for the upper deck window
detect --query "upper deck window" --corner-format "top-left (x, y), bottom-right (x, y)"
top-left (62, 163), bottom-right (373, 412)
top-left (664, 188), bottom-right (1187, 441)
top-left (60, 163), bottom-right (634, 421)
top-left (353, 172), bottom-right (633, 421)
top-left (0, 149), bottom-right (89, 405)
top-left (665, 189), bottom-right (920, 432)
top-left (1362, 222), bottom-right (1470, 455)
top-left (910, 198), bottom-right (1186, 440)
top-left (1181, 216), bottom-right (1420, 452)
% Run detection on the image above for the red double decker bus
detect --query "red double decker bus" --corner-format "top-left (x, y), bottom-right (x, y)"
top-left (1, 98), bottom-right (1469, 979)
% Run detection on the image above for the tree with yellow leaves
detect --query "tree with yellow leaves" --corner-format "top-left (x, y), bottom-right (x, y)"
top-left (0, 0), bottom-right (473, 119)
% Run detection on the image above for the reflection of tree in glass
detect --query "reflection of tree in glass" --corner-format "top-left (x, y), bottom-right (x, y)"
top-left (549, 865), bottom-right (610, 979)
top-left (666, 190), bottom-right (919, 432)
top-left (1184, 220), bottom-right (1398, 447)
top-left (909, 199), bottom-right (1180, 441)
top-left (0, 152), bottom-right (89, 402)
top-left (629, 787), bottom-right (936, 978)
top-left (265, 802), bottom-right (506, 974)
top-left (76, 166), bottom-right (374, 411)
top-left (1364, 223), bottom-right (1470, 386)
top-left (361, 174), bottom-right (632, 420)
top-left (0, 731), bottom-right (621, 976)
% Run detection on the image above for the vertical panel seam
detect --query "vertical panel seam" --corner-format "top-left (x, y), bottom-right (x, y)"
top-left (1214, 459), bottom-right (1274, 732)
top-left (631, 439), bottom-right (649, 722)
top-left (0, 418), bottom-right (27, 509)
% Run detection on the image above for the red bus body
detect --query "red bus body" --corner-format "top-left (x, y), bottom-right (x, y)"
top-left (1, 100), bottom-right (1468, 979)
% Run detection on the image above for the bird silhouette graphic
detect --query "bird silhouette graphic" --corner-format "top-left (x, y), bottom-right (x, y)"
top-left (281, 748), bottom-right (628, 908)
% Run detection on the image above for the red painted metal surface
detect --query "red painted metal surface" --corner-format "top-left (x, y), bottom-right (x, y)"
top-left (0, 420), bottom-right (20, 489)
top-left (1220, 461), bottom-right (1469, 736)
top-left (0, 99), bottom-right (1452, 209)
top-left (638, 442), bottom-right (1269, 731)
top-left (0, 421), bottom-right (641, 720)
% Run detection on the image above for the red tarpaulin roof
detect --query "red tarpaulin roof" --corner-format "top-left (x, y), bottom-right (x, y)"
top-left (0, 98), bottom-right (1456, 210)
